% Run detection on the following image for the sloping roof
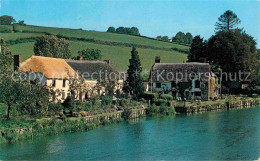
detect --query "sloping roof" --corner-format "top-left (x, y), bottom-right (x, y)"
top-left (65, 59), bottom-right (120, 80)
top-left (150, 62), bottom-right (211, 82)
top-left (20, 56), bottom-right (77, 79)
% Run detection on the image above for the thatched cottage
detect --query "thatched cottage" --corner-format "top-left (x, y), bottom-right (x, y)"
top-left (149, 57), bottom-right (219, 100)
top-left (17, 55), bottom-right (123, 102)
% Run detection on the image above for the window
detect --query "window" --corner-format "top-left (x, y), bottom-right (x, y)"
top-left (195, 80), bottom-right (200, 88)
top-left (63, 80), bottom-right (66, 87)
top-left (61, 92), bottom-right (65, 99)
top-left (156, 83), bottom-right (161, 88)
top-left (52, 79), bottom-right (56, 87)
top-left (194, 92), bottom-right (201, 96)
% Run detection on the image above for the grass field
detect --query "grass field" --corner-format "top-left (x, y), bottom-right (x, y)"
top-left (1, 24), bottom-right (189, 71)
top-left (13, 25), bottom-right (189, 50)
top-left (9, 41), bottom-right (187, 71)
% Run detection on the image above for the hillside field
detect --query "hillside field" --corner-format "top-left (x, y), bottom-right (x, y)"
top-left (1, 25), bottom-right (189, 71)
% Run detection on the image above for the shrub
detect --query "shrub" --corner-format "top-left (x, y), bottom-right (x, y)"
top-left (146, 104), bottom-right (159, 116)
top-left (62, 96), bottom-right (77, 112)
top-left (121, 108), bottom-right (132, 120)
top-left (101, 95), bottom-right (113, 106)
top-left (48, 103), bottom-right (63, 114)
top-left (120, 99), bottom-right (129, 107)
top-left (142, 92), bottom-right (158, 102)
top-left (79, 111), bottom-right (87, 117)
top-left (160, 94), bottom-right (173, 101)
top-left (155, 99), bottom-right (168, 106)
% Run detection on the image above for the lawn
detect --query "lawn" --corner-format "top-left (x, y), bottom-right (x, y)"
top-left (9, 41), bottom-right (188, 71)
top-left (13, 25), bottom-right (189, 51)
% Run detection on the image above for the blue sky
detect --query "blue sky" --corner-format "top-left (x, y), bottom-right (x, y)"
top-left (0, 0), bottom-right (260, 47)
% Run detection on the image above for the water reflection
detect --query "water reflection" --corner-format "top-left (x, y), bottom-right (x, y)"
top-left (0, 107), bottom-right (259, 160)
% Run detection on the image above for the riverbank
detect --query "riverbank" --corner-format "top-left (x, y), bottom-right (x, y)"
top-left (0, 96), bottom-right (259, 145)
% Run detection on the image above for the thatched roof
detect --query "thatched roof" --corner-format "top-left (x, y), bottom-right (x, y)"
top-left (150, 62), bottom-right (211, 82)
top-left (20, 56), bottom-right (77, 79)
top-left (65, 59), bottom-right (120, 80)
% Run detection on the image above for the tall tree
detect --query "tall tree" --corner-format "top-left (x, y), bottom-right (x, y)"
top-left (215, 10), bottom-right (241, 32)
top-left (207, 30), bottom-right (258, 90)
top-left (34, 35), bottom-right (71, 59)
top-left (0, 15), bottom-right (16, 25)
top-left (185, 32), bottom-right (193, 44)
top-left (172, 32), bottom-right (185, 43)
top-left (187, 36), bottom-right (207, 62)
top-left (123, 47), bottom-right (144, 98)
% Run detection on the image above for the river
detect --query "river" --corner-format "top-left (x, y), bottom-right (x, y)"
top-left (0, 107), bottom-right (260, 160)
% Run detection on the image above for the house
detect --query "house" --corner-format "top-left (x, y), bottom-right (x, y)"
top-left (149, 56), bottom-right (219, 100)
top-left (18, 55), bottom-right (123, 102)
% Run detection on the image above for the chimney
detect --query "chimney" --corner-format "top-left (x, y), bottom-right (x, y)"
top-left (77, 55), bottom-right (83, 60)
top-left (155, 56), bottom-right (161, 63)
top-left (104, 60), bottom-right (110, 65)
top-left (199, 58), bottom-right (206, 63)
top-left (14, 55), bottom-right (21, 71)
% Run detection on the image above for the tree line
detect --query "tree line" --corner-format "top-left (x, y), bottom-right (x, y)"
top-left (156, 32), bottom-right (193, 45)
top-left (107, 26), bottom-right (140, 36)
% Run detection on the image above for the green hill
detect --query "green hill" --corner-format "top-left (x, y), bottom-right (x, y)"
top-left (0, 24), bottom-right (189, 71)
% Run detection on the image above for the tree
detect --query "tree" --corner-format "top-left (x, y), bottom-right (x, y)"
top-left (34, 35), bottom-right (71, 59)
top-left (156, 36), bottom-right (162, 41)
top-left (18, 20), bottom-right (25, 25)
top-left (123, 47), bottom-right (145, 98)
top-left (215, 10), bottom-right (241, 32)
top-left (187, 36), bottom-right (207, 62)
top-left (207, 30), bottom-right (258, 90)
top-left (172, 32), bottom-right (185, 43)
top-left (0, 15), bottom-right (16, 25)
top-left (78, 48), bottom-right (102, 60)
top-left (185, 32), bottom-right (193, 44)
top-left (107, 26), bottom-right (116, 33)
top-left (161, 36), bottom-right (169, 42)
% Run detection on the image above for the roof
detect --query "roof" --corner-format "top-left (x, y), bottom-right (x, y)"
top-left (150, 62), bottom-right (211, 82)
top-left (65, 59), bottom-right (121, 80)
top-left (20, 56), bottom-right (77, 79)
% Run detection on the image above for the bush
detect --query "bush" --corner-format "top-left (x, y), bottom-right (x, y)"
top-left (62, 97), bottom-right (77, 112)
top-left (48, 103), bottom-right (63, 114)
top-left (155, 99), bottom-right (168, 106)
top-left (79, 111), bottom-right (87, 117)
top-left (101, 95), bottom-right (113, 106)
top-left (120, 99), bottom-right (129, 107)
top-left (159, 106), bottom-right (175, 115)
top-left (160, 94), bottom-right (173, 101)
top-left (121, 108), bottom-right (132, 120)
top-left (146, 104), bottom-right (159, 116)
top-left (142, 92), bottom-right (158, 102)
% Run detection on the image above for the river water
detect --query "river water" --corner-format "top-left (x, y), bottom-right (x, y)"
top-left (0, 107), bottom-right (260, 160)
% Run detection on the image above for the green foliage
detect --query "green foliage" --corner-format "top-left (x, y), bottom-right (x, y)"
top-left (146, 104), bottom-right (159, 116)
top-left (115, 26), bottom-right (140, 36)
top-left (207, 30), bottom-right (258, 87)
top-left (187, 35), bottom-right (207, 62)
top-left (121, 108), bottom-right (132, 120)
top-left (172, 32), bottom-right (193, 44)
top-left (62, 96), bottom-right (77, 112)
top-left (34, 34), bottom-right (71, 58)
top-left (18, 20), bottom-right (25, 25)
top-left (0, 15), bottom-right (16, 25)
top-left (101, 95), bottom-right (113, 106)
top-left (160, 94), bottom-right (173, 101)
top-left (161, 36), bottom-right (169, 42)
top-left (77, 48), bottom-right (102, 60)
top-left (159, 106), bottom-right (175, 115)
top-left (215, 10), bottom-right (241, 31)
top-left (142, 92), bottom-right (158, 102)
top-left (48, 103), bottom-right (63, 114)
top-left (107, 26), bottom-right (116, 33)
top-left (123, 47), bottom-right (145, 98)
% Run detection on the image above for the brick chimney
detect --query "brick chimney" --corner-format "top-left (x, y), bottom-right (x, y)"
top-left (155, 56), bottom-right (161, 63)
top-left (77, 55), bottom-right (83, 60)
top-left (104, 60), bottom-right (110, 65)
top-left (14, 55), bottom-right (21, 71)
